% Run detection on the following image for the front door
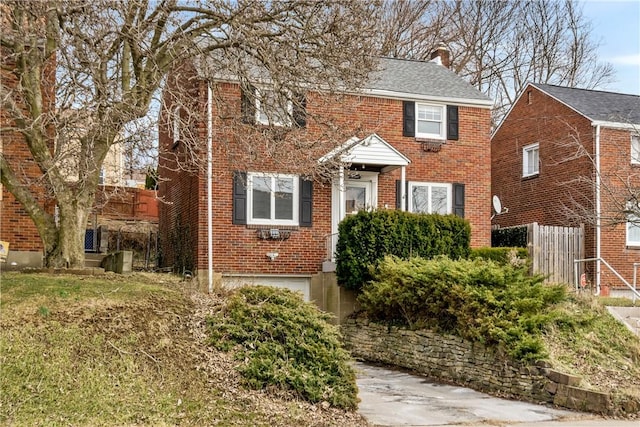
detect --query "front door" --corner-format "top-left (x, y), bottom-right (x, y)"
top-left (345, 180), bottom-right (372, 215)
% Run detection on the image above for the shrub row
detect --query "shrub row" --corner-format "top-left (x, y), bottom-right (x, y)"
top-left (336, 210), bottom-right (470, 291)
top-left (358, 256), bottom-right (566, 361)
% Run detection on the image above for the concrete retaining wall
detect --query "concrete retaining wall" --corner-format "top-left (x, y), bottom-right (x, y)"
top-left (342, 316), bottom-right (639, 416)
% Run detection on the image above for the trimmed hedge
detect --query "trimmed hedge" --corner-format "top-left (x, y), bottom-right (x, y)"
top-left (335, 210), bottom-right (470, 291)
top-left (492, 225), bottom-right (528, 247)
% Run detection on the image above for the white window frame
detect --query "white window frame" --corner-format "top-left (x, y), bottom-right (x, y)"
top-left (255, 88), bottom-right (293, 127)
top-left (522, 143), bottom-right (540, 177)
top-left (247, 173), bottom-right (299, 226)
top-left (626, 215), bottom-right (640, 246)
top-left (415, 103), bottom-right (446, 140)
top-left (172, 106), bottom-right (182, 143)
top-left (631, 135), bottom-right (640, 165)
top-left (407, 182), bottom-right (452, 214)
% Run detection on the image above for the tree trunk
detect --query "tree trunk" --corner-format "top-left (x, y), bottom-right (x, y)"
top-left (43, 198), bottom-right (93, 269)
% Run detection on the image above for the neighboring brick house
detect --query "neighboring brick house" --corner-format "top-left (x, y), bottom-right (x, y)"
top-left (492, 83), bottom-right (640, 290)
top-left (158, 55), bottom-right (493, 299)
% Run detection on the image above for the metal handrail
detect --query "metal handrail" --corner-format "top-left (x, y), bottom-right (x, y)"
top-left (573, 258), bottom-right (640, 300)
top-left (324, 233), bottom-right (339, 262)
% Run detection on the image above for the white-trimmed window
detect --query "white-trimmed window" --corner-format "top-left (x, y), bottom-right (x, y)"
top-left (408, 182), bottom-right (451, 214)
top-left (247, 173), bottom-right (299, 225)
top-left (631, 135), bottom-right (640, 165)
top-left (627, 216), bottom-right (640, 246)
top-left (416, 103), bottom-right (445, 139)
top-left (256, 89), bottom-right (292, 127)
top-left (522, 143), bottom-right (539, 177)
top-left (172, 106), bottom-right (181, 143)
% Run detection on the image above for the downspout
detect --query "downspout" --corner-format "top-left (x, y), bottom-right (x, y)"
top-left (400, 166), bottom-right (406, 211)
top-left (207, 84), bottom-right (213, 293)
top-left (595, 124), bottom-right (601, 295)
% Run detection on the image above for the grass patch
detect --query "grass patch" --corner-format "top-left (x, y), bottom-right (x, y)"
top-left (597, 296), bottom-right (639, 307)
top-left (207, 285), bottom-right (359, 410)
top-left (1, 272), bottom-right (363, 426)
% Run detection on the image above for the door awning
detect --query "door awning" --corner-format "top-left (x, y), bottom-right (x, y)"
top-left (319, 133), bottom-right (411, 173)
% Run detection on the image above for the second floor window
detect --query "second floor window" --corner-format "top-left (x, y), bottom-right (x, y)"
top-left (627, 216), bottom-right (640, 246)
top-left (631, 135), bottom-right (640, 165)
top-left (522, 143), bottom-right (539, 177)
top-left (248, 173), bottom-right (299, 225)
top-left (256, 89), bottom-right (292, 127)
top-left (416, 104), bottom-right (445, 139)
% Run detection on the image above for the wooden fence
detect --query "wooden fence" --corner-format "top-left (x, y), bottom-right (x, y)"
top-left (527, 222), bottom-right (585, 284)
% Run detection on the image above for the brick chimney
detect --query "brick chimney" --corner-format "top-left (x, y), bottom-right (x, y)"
top-left (430, 43), bottom-right (450, 68)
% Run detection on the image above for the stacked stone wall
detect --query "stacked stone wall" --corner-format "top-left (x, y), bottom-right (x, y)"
top-left (342, 316), bottom-right (639, 416)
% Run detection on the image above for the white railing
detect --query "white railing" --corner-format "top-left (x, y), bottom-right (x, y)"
top-left (573, 258), bottom-right (640, 302)
top-left (325, 233), bottom-right (339, 262)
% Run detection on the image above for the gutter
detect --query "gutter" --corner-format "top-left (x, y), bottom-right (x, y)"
top-left (594, 124), bottom-right (601, 295)
top-left (207, 84), bottom-right (214, 293)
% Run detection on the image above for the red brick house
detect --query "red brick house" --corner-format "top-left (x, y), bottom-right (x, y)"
top-left (158, 55), bottom-right (493, 299)
top-left (492, 83), bottom-right (640, 292)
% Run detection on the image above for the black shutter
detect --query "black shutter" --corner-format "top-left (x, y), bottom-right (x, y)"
top-left (293, 93), bottom-right (307, 128)
top-left (299, 178), bottom-right (313, 227)
top-left (453, 183), bottom-right (465, 218)
top-left (232, 171), bottom-right (247, 224)
top-left (241, 85), bottom-right (256, 124)
top-left (447, 105), bottom-right (459, 140)
top-left (403, 101), bottom-right (415, 137)
top-left (395, 180), bottom-right (409, 210)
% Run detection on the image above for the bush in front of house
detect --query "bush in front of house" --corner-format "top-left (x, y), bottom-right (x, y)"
top-left (492, 225), bottom-right (528, 247)
top-left (207, 285), bottom-right (358, 410)
top-left (470, 247), bottom-right (529, 267)
top-left (335, 210), bottom-right (470, 291)
top-left (357, 255), bottom-right (566, 361)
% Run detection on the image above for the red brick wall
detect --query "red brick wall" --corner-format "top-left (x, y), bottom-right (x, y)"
top-left (0, 47), bottom-right (56, 252)
top-left (492, 86), bottom-right (639, 286)
top-left (159, 73), bottom-right (492, 276)
top-left (598, 127), bottom-right (640, 286)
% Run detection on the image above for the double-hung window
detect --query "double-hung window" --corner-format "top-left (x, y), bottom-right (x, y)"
top-left (256, 89), bottom-right (292, 127)
top-left (408, 182), bottom-right (451, 214)
top-left (416, 103), bottom-right (445, 139)
top-left (248, 173), bottom-right (299, 225)
top-left (522, 143), bottom-right (539, 177)
top-left (627, 215), bottom-right (640, 246)
top-left (631, 135), bottom-right (640, 165)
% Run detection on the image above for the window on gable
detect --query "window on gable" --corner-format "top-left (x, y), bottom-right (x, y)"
top-left (416, 104), bottom-right (445, 139)
top-left (256, 89), bottom-right (293, 127)
top-left (408, 182), bottom-right (451, 214)
top-left (631, 135), bottom-right (640, 165)
top-left (522, 143), bottom-right (539, 177)
top-left (248, 173), bottom-right (299, 225)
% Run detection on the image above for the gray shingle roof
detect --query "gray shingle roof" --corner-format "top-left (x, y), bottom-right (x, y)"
top-left (532, 83), bottom-right (640, 125)
top-left (366, 57), bottom-right (492, 104)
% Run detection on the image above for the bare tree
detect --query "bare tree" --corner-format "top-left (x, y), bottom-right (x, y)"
top-left (377, 0), bottom-right (615, 122)
top-left (0, 0), bottom-right (380, 268)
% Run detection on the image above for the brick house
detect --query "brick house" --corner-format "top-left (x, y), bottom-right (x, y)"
top-left (158, 54), bottom-right (493, 299)
top-left (492, 83), bottom-right (640, 291)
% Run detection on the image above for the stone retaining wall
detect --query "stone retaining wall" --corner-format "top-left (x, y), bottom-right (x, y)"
top-left (342, 316), bottom-right (639, 416)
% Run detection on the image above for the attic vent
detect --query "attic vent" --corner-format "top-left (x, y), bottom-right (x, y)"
top-left (527, 90), bottom-right (533, 105)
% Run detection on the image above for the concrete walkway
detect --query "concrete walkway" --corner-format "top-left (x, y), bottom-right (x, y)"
top-left (355, 362), bottom-right (637, 427)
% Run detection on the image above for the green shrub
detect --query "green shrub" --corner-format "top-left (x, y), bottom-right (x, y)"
top-left (492, 225), bottom-right (528, 247)
top-left (336, 210), bottom-right (470, 291)
top-left (470, 247), bottom-right (529, 267)
top-left (207, 286), bottom-right (358, 410)
top-left (358, 256), bottom-right (566, 361)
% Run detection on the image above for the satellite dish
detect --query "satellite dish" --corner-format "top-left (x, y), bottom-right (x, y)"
top-left (492, 195), bottom-right (502, 214)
